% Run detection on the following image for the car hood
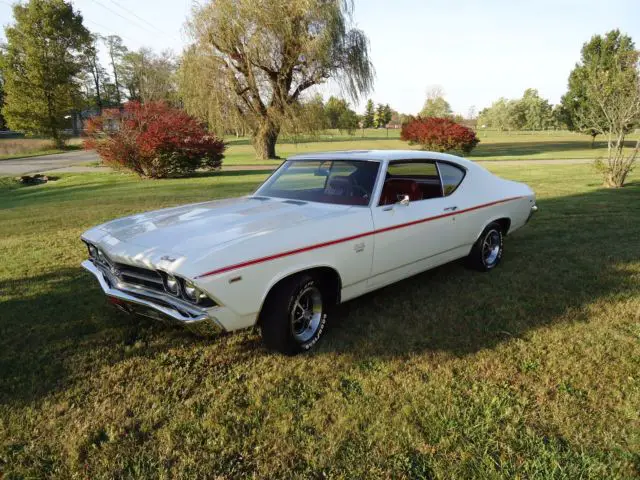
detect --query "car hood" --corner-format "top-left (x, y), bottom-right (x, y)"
top-left (93, 196), bottom-right (350, 256)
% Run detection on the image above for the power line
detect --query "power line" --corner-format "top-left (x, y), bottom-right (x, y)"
top-left (107, 0), bottom-right (179, 41)
top-left (90, 0), bottom-right (166, 39)
top-left (83, 17), bottom-right (137, 45)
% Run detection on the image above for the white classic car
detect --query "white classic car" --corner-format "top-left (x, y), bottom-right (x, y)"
top-left (81, 150), bottom-right (537, 354)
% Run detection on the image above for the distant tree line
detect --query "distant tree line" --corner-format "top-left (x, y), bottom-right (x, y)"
top-left (477, 89), bottom-right (561, 131)
top-left (362, 99), bottom-right (395, 128)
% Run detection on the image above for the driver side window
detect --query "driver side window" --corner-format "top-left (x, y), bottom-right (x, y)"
top-left (378, 161), bottom-right (443, 206)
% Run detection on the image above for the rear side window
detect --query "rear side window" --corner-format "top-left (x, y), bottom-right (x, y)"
top-left (437, 162), bottom-right (465, 195)
top-left (387, 162), bottom-right (438, 177)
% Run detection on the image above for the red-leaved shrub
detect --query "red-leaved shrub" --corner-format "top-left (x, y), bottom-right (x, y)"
top-left (401, 116), bottom-right (479, 154)
top-left (84, 102), bottom-right (225, 178)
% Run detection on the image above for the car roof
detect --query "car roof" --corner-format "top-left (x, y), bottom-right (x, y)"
top-left (287, 149), bottom-right (477, 170)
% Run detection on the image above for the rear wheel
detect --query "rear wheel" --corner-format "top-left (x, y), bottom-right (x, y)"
top-left (260, 273), bottom-right (329, 355)
top-left (466, 222), bottom-right (504, 271)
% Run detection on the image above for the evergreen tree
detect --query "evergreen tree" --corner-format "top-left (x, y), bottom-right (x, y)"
top-left (363, 99), bottom-right (375, 127)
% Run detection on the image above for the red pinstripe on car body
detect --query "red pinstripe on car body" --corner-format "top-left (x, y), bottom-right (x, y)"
top-left (195, 196), bottom-right (524, 279)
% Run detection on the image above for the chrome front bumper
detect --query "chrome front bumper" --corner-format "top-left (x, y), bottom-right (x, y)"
top-left (82, 260), bottom-right (224, 335)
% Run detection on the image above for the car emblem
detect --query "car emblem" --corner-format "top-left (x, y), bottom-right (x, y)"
top-left (160, 255), bottom-right (177, 262)
top-left (111, 266), bottom-right (120, 277)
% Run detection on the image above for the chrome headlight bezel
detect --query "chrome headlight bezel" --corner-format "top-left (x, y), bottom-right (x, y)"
top-left (176, 277), bottom-right (216, 307)
top-left (163, 273), bottom-right (181, 296)
top-left (183, 280), bottom-right (199, 302)
top-left (87, 243), bottom-right (98, 259)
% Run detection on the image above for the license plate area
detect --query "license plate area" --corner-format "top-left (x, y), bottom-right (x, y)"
top-left (108, 296), bottom-right (173, 324)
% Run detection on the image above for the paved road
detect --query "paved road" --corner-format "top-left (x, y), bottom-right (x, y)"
top-left (0, 150), bottom-right (594, 175)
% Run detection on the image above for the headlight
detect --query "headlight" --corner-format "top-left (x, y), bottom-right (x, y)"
top-left (183, 280), bottom-right (200, 302)
top-left (88, 244), bottom-right (98, 258)
top-left (183, 279), bottom-right (215, 306)
top-left (164, 274), bottom-right (180, 295)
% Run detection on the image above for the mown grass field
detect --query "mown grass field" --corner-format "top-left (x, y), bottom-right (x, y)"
top-left (1, 163), bottom-right (639, 478)
top-left (3, 129), bottom-right (638, 166)
top-left (220, 129), bottom-right (640, 166)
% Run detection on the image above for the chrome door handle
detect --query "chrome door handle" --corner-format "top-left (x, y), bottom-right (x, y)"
top-left (443, 206), bottom-right (458, 212)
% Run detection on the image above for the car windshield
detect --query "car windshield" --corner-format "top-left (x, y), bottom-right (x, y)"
top-left (255, 160), bottom-right (380, 206)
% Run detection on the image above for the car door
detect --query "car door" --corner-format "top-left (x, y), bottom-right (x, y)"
top-left (367, 160), bottom-right (460, 288)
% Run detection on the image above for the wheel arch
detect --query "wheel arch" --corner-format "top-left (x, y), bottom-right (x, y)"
top-left (473, 216), bottom-right (511, 242)
top-left (493, 217), bottom-right (511, 236)
top-left (256, 265), bottom-right (342, 326)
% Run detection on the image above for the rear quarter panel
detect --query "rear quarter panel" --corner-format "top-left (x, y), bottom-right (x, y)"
top-left (451, 165), bottom-right (535, 249)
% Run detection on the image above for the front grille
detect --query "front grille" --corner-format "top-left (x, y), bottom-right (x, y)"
top-left (115, 263), bottom-right (165, 292)
top-left (93, 253), bottom-right (164, 293)
top-left (86, 243), bottom-right (217, 309)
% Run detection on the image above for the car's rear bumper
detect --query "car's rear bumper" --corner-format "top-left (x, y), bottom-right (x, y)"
top-left (82, 260), bottom-right (224, 335)
top-left (526, 204), bottom-right (538, 223)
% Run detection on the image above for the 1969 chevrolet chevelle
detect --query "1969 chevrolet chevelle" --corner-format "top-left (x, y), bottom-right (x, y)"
top-left (81, 150), bottom-right (537, 354)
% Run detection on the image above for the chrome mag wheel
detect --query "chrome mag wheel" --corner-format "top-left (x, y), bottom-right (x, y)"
top-left (290, 285), bottom-right (323, 343)
top-left (482, 229), bottom-right (502, 267)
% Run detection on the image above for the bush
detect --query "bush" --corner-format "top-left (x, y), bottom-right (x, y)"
top-left (401, 116), bottom-right (479, 154)
top-left (84, 102), bottom-right (225, 178)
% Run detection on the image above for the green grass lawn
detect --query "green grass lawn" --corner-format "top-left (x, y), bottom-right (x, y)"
top-left (1, 165), bottom-right (639, 478)
top-left (220, 129), bottom-right (640, 166)
top-left (2, 130), bottom-right (637, 166)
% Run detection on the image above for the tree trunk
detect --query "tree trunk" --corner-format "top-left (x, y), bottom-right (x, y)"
top-left (253, 118), bottom-right (280, 160)
top-left (110, 54), bottom-right (121, 105)
top-left (590, 133), bottom-right (596, 148)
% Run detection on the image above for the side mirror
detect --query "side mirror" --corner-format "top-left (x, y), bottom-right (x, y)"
top-left (398, 194), bottom-right (410, 206)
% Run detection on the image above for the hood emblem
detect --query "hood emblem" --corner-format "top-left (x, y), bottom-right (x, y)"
top-left (160, 255), bottom-right (177, 262)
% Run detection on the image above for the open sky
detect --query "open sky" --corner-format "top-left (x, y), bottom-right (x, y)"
top-left (1, 0), bottom-right (639, 115)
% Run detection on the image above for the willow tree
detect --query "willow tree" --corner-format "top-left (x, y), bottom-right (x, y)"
top-left (181, 0), bottom-right (374, 159)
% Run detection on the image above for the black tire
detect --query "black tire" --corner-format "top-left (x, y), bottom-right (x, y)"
top-left (260, 273), bottom-right (329, 355)
top-left (466, 222), bottom-right (504, 272)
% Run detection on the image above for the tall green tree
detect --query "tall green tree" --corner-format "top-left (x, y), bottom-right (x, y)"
top-left (579, 44), bottom-right (639, 187)
top-left (119, 48), bottom-right (177, 104)
top-left (420, 86), bottom-right (452, 118)
top-left (325, 96), bottom-right (349, 129)
top-left (338, 107), bottom-right (358, 134)
top-left (82, 34), bottom-right (107, 113)
top-left (323, 96), bottom-right (358, 132)
top-left (181, 0), bottom-right (374, 159)
top-left (374, 102), bottom-right (385, 127)
top-left (363, 99), bottom-right (375, 127)
top-left (519, 88), bottom-right (553, 130)
top-left (103, 35), bottom-right (127, 105)
top-left (0, 0), bottom-right (90, 146)
top-left (0, 66), bottom-right (5, 130)
top-left (561, 30), bottom-right (636, 146)
top-left (382, 103), bottom-right (392, 126)
top-left (478, 98), bottom-right (515, 130)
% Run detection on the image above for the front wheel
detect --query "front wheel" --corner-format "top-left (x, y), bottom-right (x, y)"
top-left (260, 273), bottom-right (329, 355)
top-left (466, 222), bottom-right (504, 271)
